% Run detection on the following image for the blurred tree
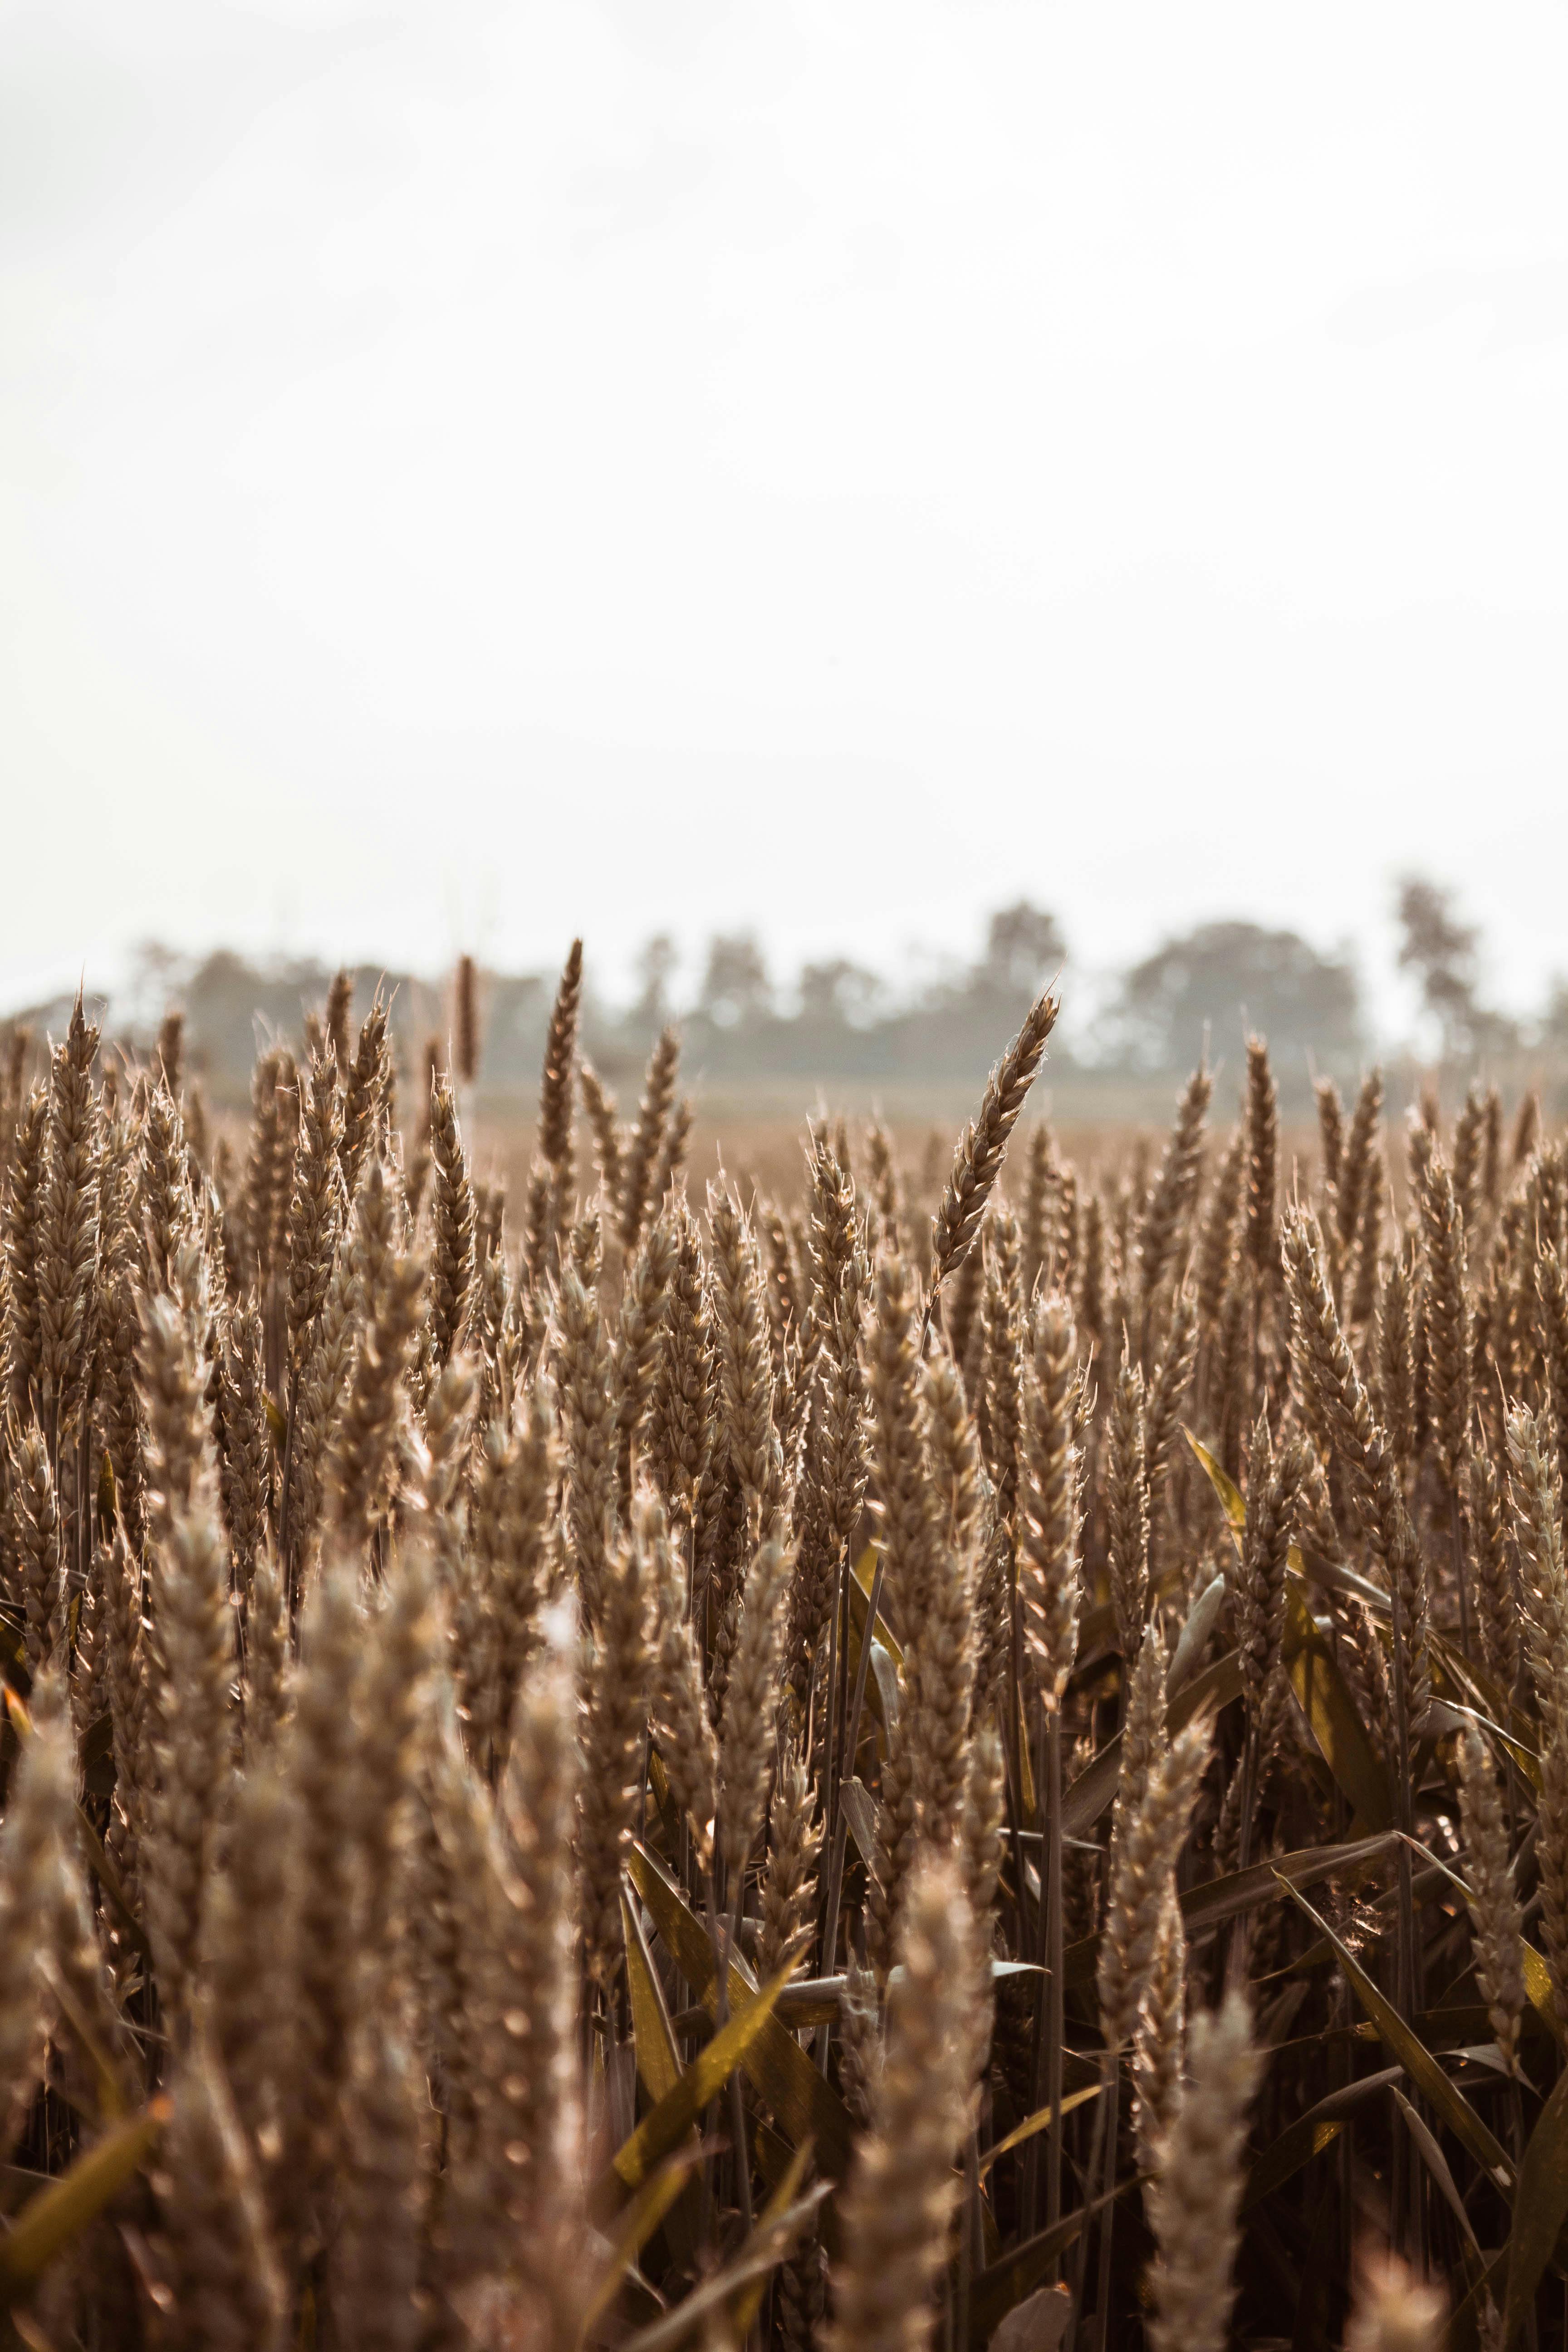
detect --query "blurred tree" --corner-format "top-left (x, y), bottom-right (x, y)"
top-left (1396, 877), bottom-right (1480, 1058)
top-left (699, 935), bottom-right (771, 1029)
top-left (1539, 977), bottom-right (1568, 1050)
top-left (1395, 877), bottom-right (1518, 1062)
top-left (1107, 920), bottom-right (1362, 1075)
top-left (633, 934), bottom-right (678, 1027)
top-left (798, 959), bottom-right (883, 1029)
top-left (126, 940), bottom-right (191, 1033)
top-left (980, 902), bottom-right (1066, 996)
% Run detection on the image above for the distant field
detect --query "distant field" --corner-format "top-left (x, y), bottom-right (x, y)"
top-left (459, 1093), bottom-right (1328, 1226)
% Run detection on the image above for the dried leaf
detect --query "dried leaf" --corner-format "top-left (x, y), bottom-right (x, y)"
top-left (0, 2102), bottom-right (169, 2302)
top-left (1275, 1874), bottom-right (1514, 2196)
top-left (608, 1966), bottom-right (791, 2194)
top-left (627, 1841), bottom-right (856, 2177)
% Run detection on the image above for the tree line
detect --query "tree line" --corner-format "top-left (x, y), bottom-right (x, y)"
top-left (8, 877), bottom-right (1565, 1112)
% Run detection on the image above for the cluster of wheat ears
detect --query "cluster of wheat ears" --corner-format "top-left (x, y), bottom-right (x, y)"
top-left (0, 946), bottom-right (1565, 2352)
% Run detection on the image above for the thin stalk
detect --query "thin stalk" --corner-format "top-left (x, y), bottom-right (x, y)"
top-left (810, 1548), bottom-right (852, 2069)
top-left (77, 1418), bottom-right (92, 1601)
top-left (265, 1270), bottom-right (283, 1405)
top-left (1092, 2050), bottom-right (1119, 2352)
top-left (1383, 1543), bottom-right (1418, 2257)
top-left (818, 1818), bottom-right (853, 2007)
top-left (843, 1552), bottom-right (887, 1803)
top-left (44, 1391), bottom-right (60, 1518)
top-left (1226, 1725), bottom-right (1259, 1992)
top-left (1008, 1533), bottom-right (1029, 1958)
top-left (817, 1552), bottom-right (887, 1987)
top-left (1382, 1532), bottom-right (1417, 1947)
top-left (835, 1541), bottom-right (854, 1776)
top-left (1511, 2068), bottom-right (1535, 2352)
top-left (1022, 1702), bottom-right (1047, 2232)
top-left (726, 1875), bottom-right (753, 2232)
top-left (1450, 1485), bottom-right (1471, 1661)
top-left (920, 1286), bottom-right (938, 1356)
top-left (1000, 1732), bottom-right (1027, 1954)
top-left (814, 1568), bottom-right (847, 2086)
top-left (1068, 2055), bottom-right (1112, 2352)
top-left (276, 1361), bottom-right (301, 1610)
top-left (1044, 1708), bottom-right (1065, 2252)
top-left (702, 1863), bottom-right (727, 2248)
top-left (820, 1552), bottom-right (842, 1852)
top-left (956, 2133), bottom-right (979, 2352)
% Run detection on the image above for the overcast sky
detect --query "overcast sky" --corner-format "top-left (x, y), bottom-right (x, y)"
top-left (4, 0), bottom-right (1566, 1029)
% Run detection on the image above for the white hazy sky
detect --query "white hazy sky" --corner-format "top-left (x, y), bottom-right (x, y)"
top-left (4, 0), bottom-right (1566, 1028)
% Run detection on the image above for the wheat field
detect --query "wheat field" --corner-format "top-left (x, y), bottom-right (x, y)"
top-left (0, 944), bottom-right (1559, 2352)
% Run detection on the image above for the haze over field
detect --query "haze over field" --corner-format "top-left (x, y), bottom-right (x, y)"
top-left (9, 882), bottom-right (1565, 1125)
top-left (4, 1), bottom-right (1567, 1018)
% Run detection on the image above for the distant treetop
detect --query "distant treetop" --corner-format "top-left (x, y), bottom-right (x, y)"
top-left (1105, 919), bottom-right (1363, 1077)
top-left (979, 902), bottom-right (1066, 998)
top-left (1395, 874), bottom-right (1518, 1062)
